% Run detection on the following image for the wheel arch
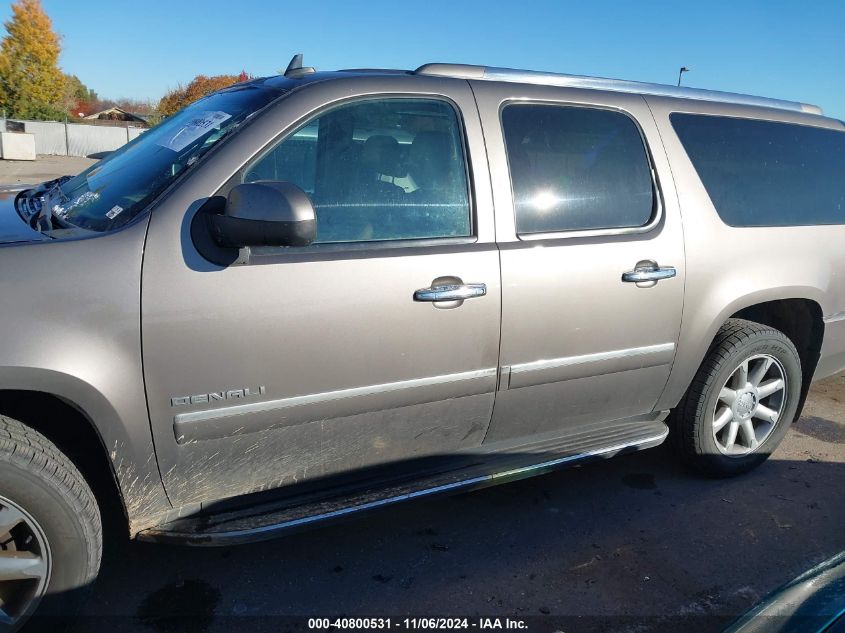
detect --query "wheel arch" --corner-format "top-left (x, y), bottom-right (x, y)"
top-left (658, 285), bottom-right (826, 414)
top-left (0, 367), bottom-right (172, 536)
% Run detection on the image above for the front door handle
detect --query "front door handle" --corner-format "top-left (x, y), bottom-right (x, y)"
top-left (414, 283), bottom-right (487, 302)
top-left (622, 262), bottom-right (677, 284)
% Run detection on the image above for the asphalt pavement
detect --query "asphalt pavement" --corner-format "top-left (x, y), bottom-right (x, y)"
top-left (67, 374), bottom-right (844, 633)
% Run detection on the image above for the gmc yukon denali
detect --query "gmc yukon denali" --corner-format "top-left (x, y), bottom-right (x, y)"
top-left (1, 57), bottom-right (844, 629)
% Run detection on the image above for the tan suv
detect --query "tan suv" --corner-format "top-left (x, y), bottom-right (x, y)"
top-left (1, 57), bottom-right (843, 629)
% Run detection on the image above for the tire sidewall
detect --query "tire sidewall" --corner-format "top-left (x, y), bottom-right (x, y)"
top-left (0, 460), bottom-right (98, 623)
top-left (697, 333), bottom-right (802, 474)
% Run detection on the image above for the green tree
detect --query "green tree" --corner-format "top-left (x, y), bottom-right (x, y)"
top-left (64, 73), bottom-right (95, 102)
top-left (0, 0), bottom-right (66, 120)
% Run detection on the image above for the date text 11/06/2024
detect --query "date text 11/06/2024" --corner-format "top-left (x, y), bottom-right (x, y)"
top-left (308, 618), bottom-right (530, 630)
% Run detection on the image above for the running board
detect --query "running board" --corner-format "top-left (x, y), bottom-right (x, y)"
top-left (138, 418), bottom-right (668, 546)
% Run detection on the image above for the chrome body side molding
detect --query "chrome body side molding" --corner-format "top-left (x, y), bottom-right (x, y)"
top-left (173, 367), bottom-right (498, 443)
top-left (823, 311), bottom-right (845, 324)
top-left (506, 343), bottom-right (676, 390)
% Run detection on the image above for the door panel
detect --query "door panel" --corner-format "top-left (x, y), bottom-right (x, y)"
top-left (471, 81), bottom-right (686, 443)
top-left (141, 77), bottom-right (501, 507)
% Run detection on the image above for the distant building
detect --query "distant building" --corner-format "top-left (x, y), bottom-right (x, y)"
top-left (83, 107), bottom-right (150, 126)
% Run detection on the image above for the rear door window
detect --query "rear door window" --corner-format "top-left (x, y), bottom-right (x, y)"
top-left (501, 104), bottom-right (655, 235)
top-left (671, 113), bottom-right (845, 227)
top-left (244, 98), bottom-right (471, 243)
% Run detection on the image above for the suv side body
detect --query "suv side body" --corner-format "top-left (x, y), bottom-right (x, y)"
top-left (1, 63), bottom-right (844, 630)
top-left (2, 69), bottom-right (844, 533)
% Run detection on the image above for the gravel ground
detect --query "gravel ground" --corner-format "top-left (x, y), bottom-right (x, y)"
top-left (5, 156), bottom-right (843, 633)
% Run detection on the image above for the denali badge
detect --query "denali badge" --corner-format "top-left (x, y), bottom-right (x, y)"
top-left (170, 385), bottom-right (266, 407)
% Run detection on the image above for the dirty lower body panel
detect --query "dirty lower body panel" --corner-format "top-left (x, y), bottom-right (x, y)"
top-left (138, 414), bottom-right (669, 546)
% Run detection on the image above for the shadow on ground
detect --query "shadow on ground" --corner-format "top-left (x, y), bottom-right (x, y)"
top-left (61, 419), bottom-right (844, 633)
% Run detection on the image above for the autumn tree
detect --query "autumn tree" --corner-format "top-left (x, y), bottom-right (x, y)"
top-left (157, 72), bottom-right (249, 117)
top-left (0, 0), bottom-right (66, 119)
top-left (63, 73), bottom-right (98, 117)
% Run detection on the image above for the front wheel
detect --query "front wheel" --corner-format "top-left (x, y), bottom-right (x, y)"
top-left (0, 416), bottom-right (102, 632)
top-left (670, 319), bottom-right (803, 477)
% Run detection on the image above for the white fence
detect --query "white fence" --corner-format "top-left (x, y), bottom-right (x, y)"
top-left (2, 119), bottom-right (144, 157)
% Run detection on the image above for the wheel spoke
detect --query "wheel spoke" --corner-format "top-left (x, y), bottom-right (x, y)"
top-left (757, 378), bottom-right (785, 399)
top-left (0, 551), bottom-right (46, 582)
top-left (753, 404), bottom-right (779, 424)
top-left (749, 357), bottom-right (774, 387)
top-left (713, 407), bottom-right (734, 433)
top-left (741, 419), bottom-right (759, 450)
top-left (734, 361), bottom-right (750, 388)
top-left (0, 506), bottom-right (24, 536)
top-left (719, 387), bottom-right (738, 406)
top-left (724, 421), bottom-right (740, 451)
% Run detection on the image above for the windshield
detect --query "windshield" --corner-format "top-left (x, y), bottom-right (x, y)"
top-left (45, 83), bottom-right (283, 232)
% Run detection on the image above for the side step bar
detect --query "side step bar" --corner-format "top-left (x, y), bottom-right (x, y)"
top-left (138, 419), bottom-right (668, 546)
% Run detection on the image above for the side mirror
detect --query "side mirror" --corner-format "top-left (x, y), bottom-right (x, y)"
top-left (209, 181), bottom-right (316, 248)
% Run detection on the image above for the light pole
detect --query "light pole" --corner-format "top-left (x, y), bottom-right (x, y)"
top-left (677, 67), bottom-right (690, 87)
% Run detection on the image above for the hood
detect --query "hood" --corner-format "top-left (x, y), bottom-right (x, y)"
top-left (0, 187), bottom-right (50, 244)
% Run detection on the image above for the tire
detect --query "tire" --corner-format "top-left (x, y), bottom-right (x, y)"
top-left (669, 319), bottom-right (802, 478)
top-left (0, 415), bottom-right (102, 632)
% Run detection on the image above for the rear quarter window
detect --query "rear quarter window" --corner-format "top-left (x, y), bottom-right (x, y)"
top-left (671, 113), bottom-right (845, 227)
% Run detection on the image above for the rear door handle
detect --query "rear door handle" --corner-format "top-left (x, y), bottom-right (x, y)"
top-left (622, 263), bottom-right (677, 284)
top-left (413, 283), bottom-right (487, 302)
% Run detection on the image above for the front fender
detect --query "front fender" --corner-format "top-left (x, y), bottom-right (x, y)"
top-left (0, 219), bottom-right (172, 534)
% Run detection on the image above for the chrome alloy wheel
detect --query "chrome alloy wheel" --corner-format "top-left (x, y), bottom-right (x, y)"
top-left (712, 354), bottom-right (787, 456)
top-left (0, 495), bottom-right (51, 629)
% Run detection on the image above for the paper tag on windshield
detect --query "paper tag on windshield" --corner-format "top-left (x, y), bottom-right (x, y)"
top-left (106, 205), bottom-right (123, 219)
top-left (158, 111), bottom-right (232, 152)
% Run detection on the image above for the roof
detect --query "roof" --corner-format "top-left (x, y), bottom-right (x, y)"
top-left (259, 55), bottom-right (824, 117)
top-left (83, 107), bottom-right (149, 123)
top-left (413, 63), bottom-right (823, 115)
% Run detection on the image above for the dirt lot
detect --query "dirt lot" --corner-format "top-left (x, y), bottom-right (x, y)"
top-left (3, 156), bottom-right (844, 632)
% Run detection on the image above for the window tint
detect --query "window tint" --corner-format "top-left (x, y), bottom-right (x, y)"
top-left (502, 104), bottom-right (654, 235)
top-left (245, 99), bottom-right (470, 243)
top-left (671, 113), bottom-right (845, 227)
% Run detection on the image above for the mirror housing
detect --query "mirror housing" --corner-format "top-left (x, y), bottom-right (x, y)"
top-left (209, 181), bottom-right (316, 248)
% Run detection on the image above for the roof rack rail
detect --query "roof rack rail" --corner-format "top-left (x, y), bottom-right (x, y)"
top-left (414, 63), bottom-right (823, 116)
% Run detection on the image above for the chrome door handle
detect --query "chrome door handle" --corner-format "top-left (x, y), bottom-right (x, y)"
top-left (414, 283), bottom-right (487, 302)
top-left (622, 264), bottom-right (677, 283)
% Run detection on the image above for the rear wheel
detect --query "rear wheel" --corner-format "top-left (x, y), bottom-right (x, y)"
top-left (0, 416), bottom-right (101, 632)
top-left (670, 319), bottom-right (802, 477)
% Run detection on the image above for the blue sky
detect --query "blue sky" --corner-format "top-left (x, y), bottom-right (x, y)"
top-left (2, 0), bottom-right (843, 118)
